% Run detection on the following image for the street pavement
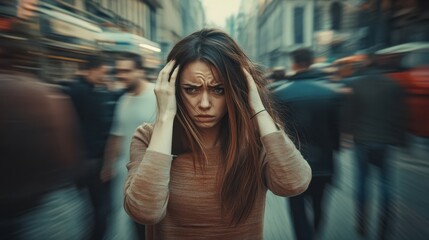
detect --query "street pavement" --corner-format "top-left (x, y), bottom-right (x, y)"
top-left (263, 135), bottom-right (429, 240)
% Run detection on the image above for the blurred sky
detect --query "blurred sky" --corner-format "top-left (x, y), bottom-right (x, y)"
top-left (201, 0), bottom-right (241, 29)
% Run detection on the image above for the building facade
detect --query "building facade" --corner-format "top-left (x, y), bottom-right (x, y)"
top-left (236, 0), bottom-right (363, 69)
top-left (49, 0), bottom-right (160, 41)
top-left (257, 0), bottom-right (315, 69)
top-left (156, 0), bottom-right (205, 63)
top-left (181, 0), bottom-right (205, 36)
top-left (357, 0), bottom-right (429, 50)
top-left (313, 0), bottom-right (361, 60)
top-left (236, 0), bottom-right (262, 62)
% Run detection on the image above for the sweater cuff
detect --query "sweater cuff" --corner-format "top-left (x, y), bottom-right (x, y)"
top-left (260, 131), bottom-right (297, 152)
top-left (144, 150), bottom-right (174, 167)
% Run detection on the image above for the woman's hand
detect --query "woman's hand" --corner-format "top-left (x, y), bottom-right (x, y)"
top-left (243, 68), bottom-right (278, 136)
top-left (154, 61), bottom-right (180, 121)
top-left (243, 68), bottom-right (265, 113)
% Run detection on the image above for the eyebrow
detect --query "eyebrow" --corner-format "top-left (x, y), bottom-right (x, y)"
top-left (181, 83), bottom-right (201, 87)
top-left (180, 83), bottom-right (223, 87)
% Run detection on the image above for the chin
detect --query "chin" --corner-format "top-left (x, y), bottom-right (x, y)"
top-left (195, 122), bottom-right (218, 129)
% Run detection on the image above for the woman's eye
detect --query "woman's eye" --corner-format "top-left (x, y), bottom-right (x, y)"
top-left (212, 87), bottom-right (224, 95)
top-left (184, 87), bottom-right (198, 94)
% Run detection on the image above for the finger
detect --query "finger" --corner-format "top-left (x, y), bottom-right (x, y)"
top-left (242, 68), bottom-right (252, 82)
top-left (161, 60), bottom-right (176, 86)
top-left (156, 61), bottom-right (172, 87)
top-left (242, 68), bottom-right (250, 76)
top-left (156, 61), bottom-right (175, 87)
top-left (242, 68), bottom-right (256, 88)
top-left (169, 65), bottom-right (180, 87)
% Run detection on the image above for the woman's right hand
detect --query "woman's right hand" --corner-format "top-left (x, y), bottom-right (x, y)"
top-left (154, 60), bottom-right (180, 121)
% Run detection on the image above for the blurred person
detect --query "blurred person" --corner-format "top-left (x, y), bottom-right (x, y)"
top-left (266, 66), bottom-right (287, 91)
top-left (0, 18), bottom-right (84, 239)
top-left (329, 56), bottom-right (366, 88)
top-left (65, 55), bottom-right (118, 240)
top-left (345, 55), bottom-right (407, 239)
top-left (330, 62), bottom-right (354, 82)
top-left (124, 29), bottom-right (311, 239)
top-left (271, 48), bottom-right (340, 240)
top-left (324, 61), bottom-right (359, 142)
top-left (101, 53), bottom-right (157, 239)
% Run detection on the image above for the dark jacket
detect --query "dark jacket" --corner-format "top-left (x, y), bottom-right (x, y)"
top-left (287, 69), bottom-right (328, 82)
top-left (65, 77), bottom-right (118, 162)
top-left (271, 70), bottom-right (340, 177)
top-left (346, 68), bottom-right (406, 146)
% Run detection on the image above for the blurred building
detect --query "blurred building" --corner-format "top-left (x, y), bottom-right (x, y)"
top-left (155, 0), bottom-right (182, 63)
top-left (155, 0), bottom-right (205, 63)
top-left (236, 0), bottom-right (259, 61)
top-left (1, 0), bottom-right (207, 82)
top-left (236, 0), bottom-right (429, 68)
top-left (225, 15), bottom-right (237, 40)
top-left (356, 0), bottom-right (429, 49)
top-left (256, 0), bottom-right (315, 69)
top-left (0, 0), bottom-right (163, 82)
top-left (313, 0), bottom-right (361, 60)
top-left (87, 0), bottom-right (206, 66)
top-left (45, 0), bottom-right (160, 40)
top-left (237, 0), bottom-right (360, 68)
top-left (181, 0), bottom-right (205, 36)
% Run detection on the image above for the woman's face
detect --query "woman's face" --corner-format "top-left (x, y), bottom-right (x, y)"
top-left (179, 60), bottom-right (227, 130)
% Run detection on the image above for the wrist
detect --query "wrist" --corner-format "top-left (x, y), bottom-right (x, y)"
top-left (156, 114), bottom-right (176, 124)
top-left (251, 109), bottom-right (267, 119)
top-left (250, 103), bottom-right (265, 113)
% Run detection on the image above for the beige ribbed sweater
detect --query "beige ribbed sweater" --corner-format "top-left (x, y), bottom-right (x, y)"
top-left (124, 123), bottom-right (311, 240)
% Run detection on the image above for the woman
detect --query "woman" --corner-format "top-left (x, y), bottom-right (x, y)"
top-left (124, 29), bottom-right (311, 239)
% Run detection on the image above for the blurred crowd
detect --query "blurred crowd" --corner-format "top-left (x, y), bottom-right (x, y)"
top-left (1, 8), bottom-right (429, 240)
top-left (265, 45), bottom-right (429, 239)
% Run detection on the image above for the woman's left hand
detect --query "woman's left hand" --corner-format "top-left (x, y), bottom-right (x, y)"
top-left (243, 68), bottom-right (265, 113)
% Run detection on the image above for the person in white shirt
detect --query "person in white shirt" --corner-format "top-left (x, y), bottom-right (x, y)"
top-left (101, 53), bottom-right (157, 239)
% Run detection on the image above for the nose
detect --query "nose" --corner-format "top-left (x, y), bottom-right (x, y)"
top-left (198, 91), bottom-right (211, 109)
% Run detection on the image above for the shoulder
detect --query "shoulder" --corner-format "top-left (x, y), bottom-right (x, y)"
top-left (117, 93), bottom-right (130, 103)
top-left (67, 80), bottom-right (89, 96)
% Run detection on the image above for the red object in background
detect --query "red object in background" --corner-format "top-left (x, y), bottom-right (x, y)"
top-left (377, 43), bottom-right (429, 137)
top-left (388, 67), bottom-right (429, 137)
top-left (0, 18), bottom-right (14, 31)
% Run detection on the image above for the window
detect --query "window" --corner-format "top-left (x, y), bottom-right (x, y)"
top-left (294, 7), bottom-right (304, 44)
top-left (330, 2), bottom-right (342, 31)
top-left (314, 7), bottom-right (322, 31)
top-left (150, 9), bottom-right (156, 40)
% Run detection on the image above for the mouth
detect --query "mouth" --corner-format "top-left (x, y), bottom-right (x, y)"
top-left (195, 115), bottom-right (215, 122)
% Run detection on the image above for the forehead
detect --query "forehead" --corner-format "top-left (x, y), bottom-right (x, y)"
top-left (116, 59), bottom-right (135, 69)
top-left (180, 60), bottom-right (221, 84)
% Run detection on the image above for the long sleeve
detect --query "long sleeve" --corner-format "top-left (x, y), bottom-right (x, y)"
top-left (262, 131), bottom-right (312, 197)
top-left (124, 123), bottom-right (173, 224)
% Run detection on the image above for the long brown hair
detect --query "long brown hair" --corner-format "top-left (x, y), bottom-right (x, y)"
top-left (167, 29), bottom-right (282, 225)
